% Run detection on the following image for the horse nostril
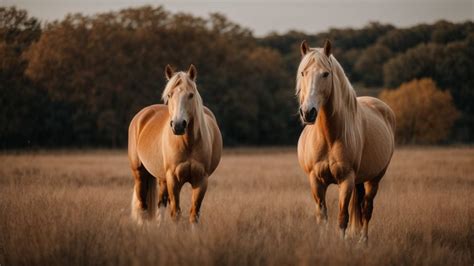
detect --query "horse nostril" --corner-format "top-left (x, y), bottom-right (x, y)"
top-left (309, 108), bottom-right (317, 120)
top-left (182, 120), bottom-right (187, 129)
top-left (170, 120), bottom-right (174, 128)
top-left (299, 108), bottom-right (304, 117)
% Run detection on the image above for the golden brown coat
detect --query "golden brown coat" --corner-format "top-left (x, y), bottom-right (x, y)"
top-left (128, 65), bottom-right (222, 224)
top-left (296, 40), bottom-right (395, 242)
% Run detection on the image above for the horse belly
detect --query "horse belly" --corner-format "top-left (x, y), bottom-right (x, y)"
top-left (206, 117), bottom-right (223, 176)
top-left (136, 129), bottom-right (166, 180)
top-left (137, 144), bottom-right (165, 179)
top-left (129, 105), bottom-right (169, 180)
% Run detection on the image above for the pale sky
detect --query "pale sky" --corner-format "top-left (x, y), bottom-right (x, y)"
top-left (3, 0), bottom-right (474, 36)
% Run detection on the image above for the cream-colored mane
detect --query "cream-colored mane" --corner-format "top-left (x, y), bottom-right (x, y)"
top-left (296, 41), bottom-right (396, 242)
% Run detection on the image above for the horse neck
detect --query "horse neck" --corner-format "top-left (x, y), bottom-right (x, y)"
top-left (317, 63), bottom-right (358, 146)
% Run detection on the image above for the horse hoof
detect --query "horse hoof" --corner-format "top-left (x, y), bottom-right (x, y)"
top-left (157, 207), bottom-right (166, 225)
top-left (339, 229), bottom-right (346, 240)
top-left (318, 221), bottom-right (329, 233)
top-left (316, 217), bottom-right (328, 225)
top-left (131, 209), bottom-right (146, 226)
top-left (359, 235), bottom-right (368, 245)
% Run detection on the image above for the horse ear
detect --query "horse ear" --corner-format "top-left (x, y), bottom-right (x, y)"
top-left (300, 40), bottom-right (309, 56)
top-left (188, 64), bottom-right (197, 81)
top-left (165, 64), bottom-right (174, 80)
top-left (323, 39), bottom-right (332, 57)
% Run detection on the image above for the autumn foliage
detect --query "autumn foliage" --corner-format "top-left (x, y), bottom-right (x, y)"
top-left (0, 6), bottom-right (473, 148)
top-left (380, 78), bottom-right (459, 144)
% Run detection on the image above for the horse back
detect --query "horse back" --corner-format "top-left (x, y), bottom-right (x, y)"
top-left (358, 96), bottom-right (395, 132)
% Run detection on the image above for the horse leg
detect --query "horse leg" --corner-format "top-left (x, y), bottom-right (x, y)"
top-left (166, 172), bottom-right (182, 222)
top-left (189, 176), bottom-right (208, 224)
top-left (131, 166), bottom-right (157, 225)
top-left (360, 180), bottom-right (379, 243)
top-left (309, 173), bottom-right (328, 225)
top-left (337, 172), bottom-right (355, 239)
top-left (157, 179), bottom-right (169, 224)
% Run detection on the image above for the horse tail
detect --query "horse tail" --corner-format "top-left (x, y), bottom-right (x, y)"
top-left (349, 183), bottom-right (365, 235)
top-left (131, 169), bottom-right (158, 223)
top-left (128, 108), bottom-right (159, 224)
top-left (144, 173), bottom-right (158, 219)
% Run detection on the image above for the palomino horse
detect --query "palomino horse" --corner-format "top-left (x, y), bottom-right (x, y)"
top-left (128, 64), bottom-right (222, 224)
top-left (296, 40), bottom-right (395, 242)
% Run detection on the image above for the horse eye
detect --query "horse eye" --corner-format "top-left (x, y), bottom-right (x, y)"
top-left (301, 71), bottom-right (305, 77)
top-left (167, 93), bottom-right (172, 99)
top-left (322, 72), bottom-right (329, 78)
top-left (189, 93), bottom-right (194, 99)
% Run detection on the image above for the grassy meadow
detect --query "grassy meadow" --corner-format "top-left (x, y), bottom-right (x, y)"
top-left (0, 147), bottom-right (472, 265)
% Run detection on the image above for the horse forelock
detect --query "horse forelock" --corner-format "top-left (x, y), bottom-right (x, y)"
top-left (162, 72), bottom-right (198, 103)
top-left (296, 49), bottom-right (332, 96)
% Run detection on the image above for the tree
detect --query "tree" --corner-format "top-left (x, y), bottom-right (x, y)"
top-left (431, 20), bottom-right (473, 44)
top-left (377, 24), bottom-right (432, 53)
top-left (383, 43), bottom-right (443, 88)
top-left (0, 7), bottom-right (48, 148)
top-left (24, 6), bottom-right (294, 146)
top-left (354, 44), bottom-right (392, 86)
top-left (383, 38), bottom-right (474, 141)
top-left (2, 6), bottom-right (473, 148)
top-left (379, 78), bottom-right (459, 144)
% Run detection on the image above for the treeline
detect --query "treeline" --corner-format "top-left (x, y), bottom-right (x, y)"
top-left (259, 21), bottom-right (474, 142)
top-left (0, 6), bottom-right (473, 148)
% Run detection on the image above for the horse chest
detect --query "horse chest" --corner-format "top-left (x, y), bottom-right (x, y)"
top-left (172, 159), bottom-right (206, 182)
top-left (309, 146), bottom-right (354, 184)
top-left (312, 160), bottom-right (333, 183)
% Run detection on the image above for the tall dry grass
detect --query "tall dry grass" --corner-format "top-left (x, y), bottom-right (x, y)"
top-left (0, 147), bottom-right (472, 265)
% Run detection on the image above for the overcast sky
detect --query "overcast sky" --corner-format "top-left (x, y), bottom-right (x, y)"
top-left (4, 0), bottom-right (474, 36)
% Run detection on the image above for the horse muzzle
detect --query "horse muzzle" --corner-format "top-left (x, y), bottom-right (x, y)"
top-left (299, 107), bottom-right (317, 124)
top-left (170, 120), bottom-right (187, 135)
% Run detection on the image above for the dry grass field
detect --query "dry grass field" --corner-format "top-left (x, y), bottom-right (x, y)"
top-left (0, 147), bottom-right (473, 265)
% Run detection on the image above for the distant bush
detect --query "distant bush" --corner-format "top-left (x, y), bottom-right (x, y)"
top-left (380, 78), bottom-right (459, 144)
